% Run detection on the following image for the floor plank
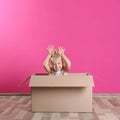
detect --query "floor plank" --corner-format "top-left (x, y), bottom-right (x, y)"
top-left (0, 95), bottom-right (120, 120)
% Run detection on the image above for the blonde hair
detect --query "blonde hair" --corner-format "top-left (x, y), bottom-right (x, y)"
top-left (50, 52), bottom-right (62, 63)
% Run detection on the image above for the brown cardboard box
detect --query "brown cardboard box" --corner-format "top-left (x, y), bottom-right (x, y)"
top-left (29, 73), bottom-right (94, 112)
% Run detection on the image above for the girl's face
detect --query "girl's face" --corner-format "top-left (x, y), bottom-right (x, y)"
top-left (52, 57), bottom-right (63, 71)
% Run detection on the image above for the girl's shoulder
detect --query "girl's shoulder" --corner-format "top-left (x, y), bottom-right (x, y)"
top-left (63, 72), bottom-right (68, 75)
top-left (61, 69), bottom-right (68, 75)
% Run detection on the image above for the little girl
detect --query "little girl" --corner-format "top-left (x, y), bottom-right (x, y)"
top-left (43, 45), bottom-right (71, 76)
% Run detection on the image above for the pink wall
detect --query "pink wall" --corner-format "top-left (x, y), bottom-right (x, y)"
top-left (0, 0), bottom-right (120, 93)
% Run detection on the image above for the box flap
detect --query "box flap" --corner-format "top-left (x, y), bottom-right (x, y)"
top-left (29, 73), bottom-right (94, 87)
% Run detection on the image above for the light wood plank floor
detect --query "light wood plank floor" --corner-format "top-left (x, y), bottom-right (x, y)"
top-left (0, 95), bottom-right (120, 120)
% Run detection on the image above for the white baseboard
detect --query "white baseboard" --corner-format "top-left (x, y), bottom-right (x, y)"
top-left (0, 93), bottom-right (120, 96)
top-left (93, 93), bottom-right (120, 97)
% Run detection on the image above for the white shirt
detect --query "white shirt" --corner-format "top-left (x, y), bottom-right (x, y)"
top-left (53, 71), bottom-right (63, 76)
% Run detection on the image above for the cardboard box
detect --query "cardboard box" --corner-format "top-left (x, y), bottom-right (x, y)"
top-left (29, 73), bottom-right (94, 112)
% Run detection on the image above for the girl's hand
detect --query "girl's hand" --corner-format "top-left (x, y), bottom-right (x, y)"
top-left (58, 46), bottom-right (65, 56)
top-left (47, 45), bottom-right (55, 55)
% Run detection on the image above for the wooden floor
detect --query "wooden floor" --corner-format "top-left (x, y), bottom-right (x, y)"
top-left (0, 95), bottom-right (120, 120)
